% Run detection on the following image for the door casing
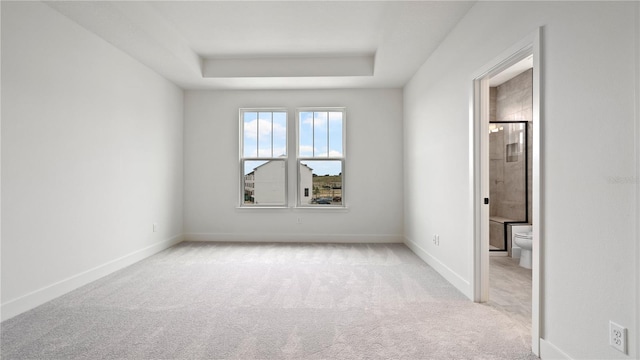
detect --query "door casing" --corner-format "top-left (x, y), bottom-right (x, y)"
top-left (470, 28), bottom-right (542, 356)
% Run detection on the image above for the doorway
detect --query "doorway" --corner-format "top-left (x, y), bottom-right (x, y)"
top-left (470, 29), bottom-right (541, 356)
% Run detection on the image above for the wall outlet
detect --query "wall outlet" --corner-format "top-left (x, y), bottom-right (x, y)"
top-left (433, 234), bottom-right (440, 246)
top-left (297, 217), bottom-right (302, 224)
top-left (609, 321), bottom-right (627, 354)
top-left (153, 223), bottom-right (158, 233)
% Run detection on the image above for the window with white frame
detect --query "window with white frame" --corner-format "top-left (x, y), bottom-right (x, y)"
top-left (240, 109), bottom-right (287, 206)
top-left (297, 109), bottom-right (345, 206)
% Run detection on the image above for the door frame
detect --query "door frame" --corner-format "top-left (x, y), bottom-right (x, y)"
top-left (470, 28), bottom-right (542, 356)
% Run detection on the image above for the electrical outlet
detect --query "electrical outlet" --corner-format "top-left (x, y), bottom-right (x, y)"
top-left (609, 321), bottom-right (627, 354)
top-left (437, 235), bottom-right (440, 246)
top-left (153, 223), bottom-right (158, 233)
top-left (297, 217), bottom-right (302, 224)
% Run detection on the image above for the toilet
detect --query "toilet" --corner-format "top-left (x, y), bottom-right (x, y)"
top-left (509, 224), bottom-right (531, 258)
top-left (513, 231), bottom-right (533, 269)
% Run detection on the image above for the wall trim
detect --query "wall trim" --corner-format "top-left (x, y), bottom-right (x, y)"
top-left (183, 233), bottom-right (404, 244)
top-left (540, 338), bottom-right (572, 360)
top-left (1, 235), bottom-right (183, 322)
top-left (403, 236), bottom-right (472, 299)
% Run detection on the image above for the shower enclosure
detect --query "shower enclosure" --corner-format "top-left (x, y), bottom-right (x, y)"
top-left (489, 121), bottom-right (529, 252)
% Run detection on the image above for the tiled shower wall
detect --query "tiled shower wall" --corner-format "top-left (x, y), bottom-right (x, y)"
top-left (490, 68), bottom-right (533, 224)
top-left (496, 69), bottom-right (533, 121)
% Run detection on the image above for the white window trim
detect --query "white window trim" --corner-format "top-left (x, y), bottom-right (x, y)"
top-left (296, 107), bottom-right (346, 208)
top-left (239, 108), bottom-right (289, 208)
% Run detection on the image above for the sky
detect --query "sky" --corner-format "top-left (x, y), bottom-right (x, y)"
top-left (243, 111), bottom-right (287, 158)
top-left (243, 110), bottom-right (343, 176)
top-left (298, 111), bottom-right (343, 158)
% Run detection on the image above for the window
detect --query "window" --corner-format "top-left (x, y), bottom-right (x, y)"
top-left (297, 109), bottom-right (345, 206)
top-left (240, 109), bottom-right (287, 206)
top-left (239, 107), bottom-right (345, 208)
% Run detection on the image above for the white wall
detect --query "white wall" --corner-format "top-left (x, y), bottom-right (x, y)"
top-left (1, 2), bottom-right (184, 320)
top-left (184, 89), bottom-right (403, 243)
top-left (404, 2), bottom-right (638, 359)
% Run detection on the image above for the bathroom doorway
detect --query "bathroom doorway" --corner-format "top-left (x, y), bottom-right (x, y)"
top-left (470, 29), bottom-right (541, 356)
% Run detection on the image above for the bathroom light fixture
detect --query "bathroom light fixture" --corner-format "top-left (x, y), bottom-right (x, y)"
top-left (488, 124), bottom-right (504, 133)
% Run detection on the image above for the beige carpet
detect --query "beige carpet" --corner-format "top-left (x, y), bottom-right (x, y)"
top-left (1, 242), bottom-right (536, 359)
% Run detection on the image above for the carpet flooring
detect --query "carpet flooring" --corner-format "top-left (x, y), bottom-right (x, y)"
top-left (1, 242), bottom-right (536, 359)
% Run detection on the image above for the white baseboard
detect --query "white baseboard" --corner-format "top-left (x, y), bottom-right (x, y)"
top-left (183, 232), bottom-right (404, 244)
top-left (403, 236), bottom-right (472, 299)
top-left (1, 235), bottom-right (183, 322)
top-left (540, 338), bottom-right (573, 359)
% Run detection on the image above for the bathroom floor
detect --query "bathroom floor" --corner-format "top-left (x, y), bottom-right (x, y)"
top-left (487, 256), bottom-right (532, 333)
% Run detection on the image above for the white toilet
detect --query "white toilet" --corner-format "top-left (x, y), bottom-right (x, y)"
top-left (513, 231), bottom-right (533, 269)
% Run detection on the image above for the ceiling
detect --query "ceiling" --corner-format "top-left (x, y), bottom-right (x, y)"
top-left (47, 1), bottom-right (476, 90)
top-left (489, 55), bottom-right (534, 87)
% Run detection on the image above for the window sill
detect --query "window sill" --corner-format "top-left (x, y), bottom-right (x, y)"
top-left (294, 206), bottom-right (349, 212)
top-left (236, 206), bottom-right (290, 211)
top-left (235, 206), bottom-right (349, 212)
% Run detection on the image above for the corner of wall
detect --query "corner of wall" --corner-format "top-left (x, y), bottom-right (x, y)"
top-left (1, 235), bottom-right (183, 322)
top-left (636, 1), bottom-right (640, 357)
top-left (403, 236), bottom-right (473, 300)
top-left (540, 339), bottom-right (573, 360)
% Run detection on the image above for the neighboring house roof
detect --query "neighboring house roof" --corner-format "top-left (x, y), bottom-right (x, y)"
top-left (247, 161), bottom-right (313, 173)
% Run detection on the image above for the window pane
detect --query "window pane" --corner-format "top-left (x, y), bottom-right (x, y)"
top-left (244, 160), bottom-right (286, 205)
top-left (299, 112), bottom-right (314, 157)
top-left (243, 112), bottom-right (258, 157)
top-left (328, 111), bottom-right (343, 157)
top-left (258, 112), bottom-right (273, 157)
top-left (313, 112), bottom-right (328, 157)
top-left (272, 112), bottom-right (287, 157)
top-left (300, 160), bottom-right (342, 205)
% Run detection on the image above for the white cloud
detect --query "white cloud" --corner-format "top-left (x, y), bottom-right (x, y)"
top-left (302, 112), bottom-right (328, 127)
top-left (244, 119), bottom-right (286, 140)
top-left (329, 112), bottom-right (342, 123)
top-left (257, 146), bottom-right (286, 158)
top-left (257, 148), bottom-right (271, 157)
top-left (299, 145), bottom-right (315, 156)
top-left (298, 146), bottom-right (342, 157)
